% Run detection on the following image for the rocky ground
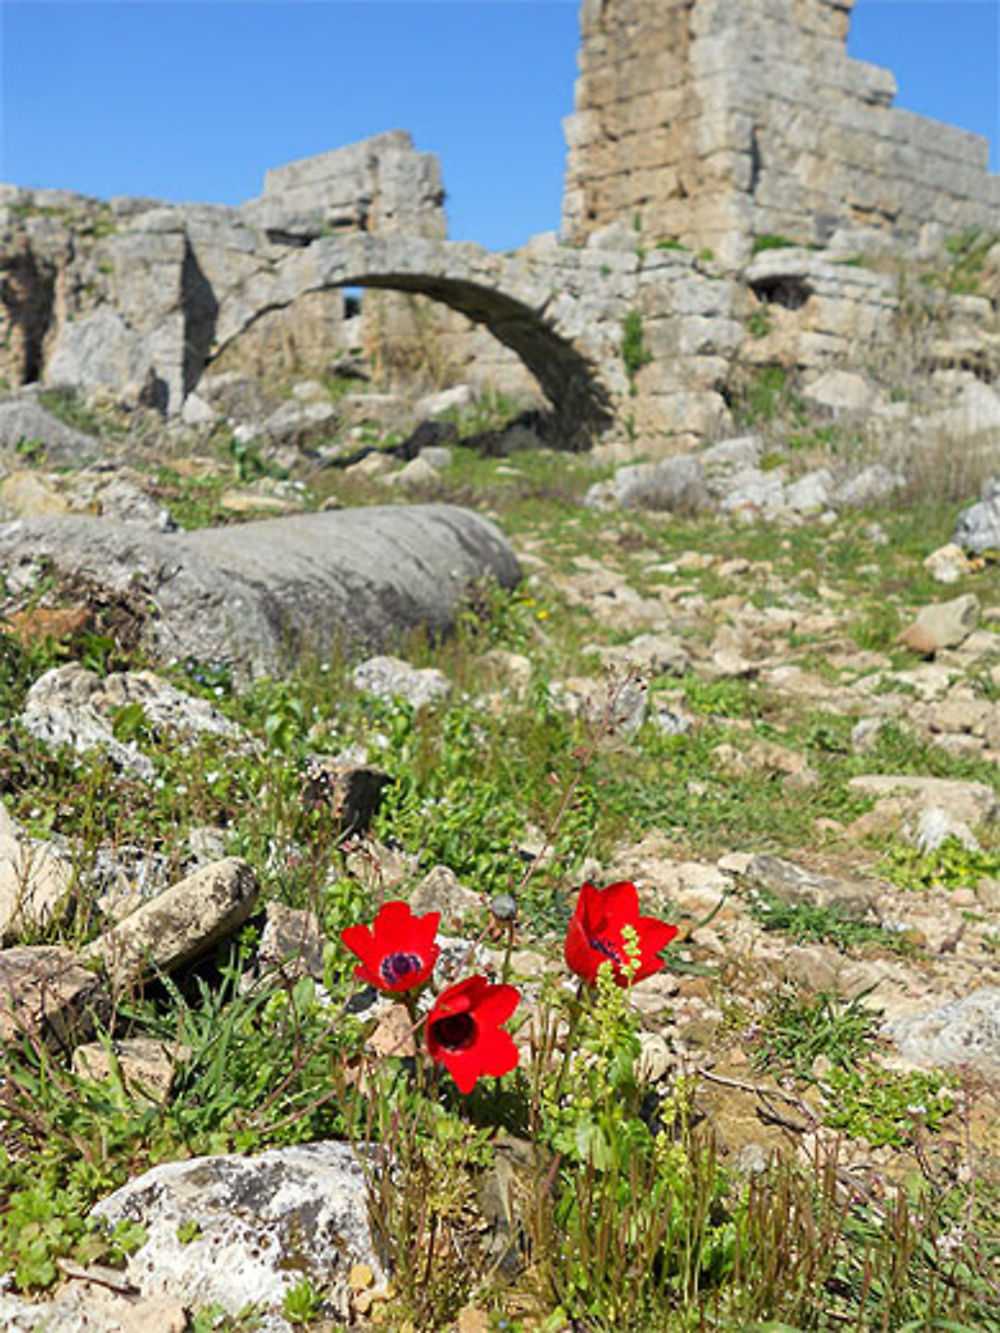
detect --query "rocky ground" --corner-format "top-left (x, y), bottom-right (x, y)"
top-left (1, 368), bottom-right (999, 1331)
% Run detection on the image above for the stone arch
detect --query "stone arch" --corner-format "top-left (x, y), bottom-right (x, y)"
top-left (209, 235), bottom-right (613, 443)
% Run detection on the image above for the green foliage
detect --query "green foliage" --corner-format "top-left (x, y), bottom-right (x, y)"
top-left (880, 835), bottom-right (1000, 892)
top-left (751, 233), bottom-right (802, 254)
top-left (750, 988), bottom-right (878, 1080)
top-left (747, 305), bottom-right (773, 338)
top-left (37, 386), bottom-right (125, 439)
top-left (621, 309), bottom-right (653, 388)
top-left (749, 889), bottom-right (919, 957)
top-left (941, 227), bottom-right (998, 295)
top-left (228, 435), bottom-right (288, 484)
top-left (823, 1066), bottom-right (955, 1147)
top-left (281, 1276), bottom-right (325, 1324)
top-left (730, 365), bottom-right (807, 429)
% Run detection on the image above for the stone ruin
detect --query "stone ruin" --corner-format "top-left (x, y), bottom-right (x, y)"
top-left (0, 0), bottom-right (996, 452)
top-left (563, 0), bottom-right (999, 267)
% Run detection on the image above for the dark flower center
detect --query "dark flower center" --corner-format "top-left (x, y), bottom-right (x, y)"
top-left (431, 1012), bottom-right (476, 1051)
top-left (589, 935), bottom-right (623, 965)
top-left (379, 951), bottom-right (423, 986)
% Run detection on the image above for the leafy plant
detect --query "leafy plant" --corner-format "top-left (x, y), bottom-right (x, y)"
top-left (621, 309), bottom-right (653, 389)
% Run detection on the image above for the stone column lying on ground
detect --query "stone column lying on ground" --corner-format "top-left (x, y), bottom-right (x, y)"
top-left (0, 503), bottom-right (521, 678)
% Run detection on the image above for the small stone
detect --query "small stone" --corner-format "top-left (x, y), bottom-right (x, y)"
top-left (923, 543), bottom-right (972, 585)
top-left (897, 593), bottom-right (980, 655)
top-left (349, 1262), bottom-right (374, 1291)
top-left (0, 945), bottom-right (104, 1047)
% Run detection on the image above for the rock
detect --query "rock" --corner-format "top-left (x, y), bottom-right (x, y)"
top-left (591, 629), bottom-right (691, 677)
top-left (301, 757), bottom-right (391, 835)
top-left (382, 454), bottom-right (439, 489)
top-left (954, 480), bottom-right (1000, 556)
top-left (0, 394), bottom-right (99, 459)
top-left (480, 648), bottom-right (533, 699)
top-left (0, 1287), bottom-right (188, 1332)
top-left (46, 311), bottom-right (155, 406)
top-left (0, 506), bottom-right (521, 680)
top-left (418, 445), bottom-right (453, 470)
top-left (785, 468), bottom-right (833, 515)
top-left (606, 454), bottom-right (707, 512)
top-left (923, 543), bottom-right (972, 585)
top-left (835, 464), bottom-right (902, 508)
top-left (255, 902), bottom-right (326, 982)
top-left (415, 384), bottom-right (474, 418)
top-left (90, 1142), bottom-right (383, 1320)
top-left (180, 391), bottom-right (219, 428)
top-left (83, 470), bottom-right (176, 531)
top-left (744, 853), bottom-right (876, 915)
top-left (913, 806), bottom-right (979, 853)
top-left (83, 858), bottom-right (260, 986)
top-left (409, 865), bottom-right (481, 923)
top-left (0, 945), bottom-right (104, 1046)
top-left (256, 396), bottom-right (339, 446)
top-left (717, 467), bottom-right (786, 517)
top-left (802, 369), bottom-right (879, 416)
top-left (883, 988), bottom-right (1000, 1077)
top-left (549, 674), bottom-right (647, 737)
top-left (73, 1036), bottom-right (189, 1101)
top-left (0, 470), bottom-right (70, 517)
top-left (0, 830), bottom-right (74, 942)
top-left (352, 654), bottom-right (452, 709)
top-left (897, 593), bottom-right (980, 654)
top-left (848, 774), bottom-right (998, 827)
top-left (22, 665), bottom-right (241, 780)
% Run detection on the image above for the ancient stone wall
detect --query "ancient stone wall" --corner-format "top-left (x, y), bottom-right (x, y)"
top-left (562, 0), bottom-right (999, 267)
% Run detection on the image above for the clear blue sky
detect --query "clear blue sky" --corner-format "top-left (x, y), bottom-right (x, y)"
top-left (1, 1), bottom-right (997, 252)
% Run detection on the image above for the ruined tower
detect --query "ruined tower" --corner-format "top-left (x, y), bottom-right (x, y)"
top-left (562, 0), bottom-right (998, 267)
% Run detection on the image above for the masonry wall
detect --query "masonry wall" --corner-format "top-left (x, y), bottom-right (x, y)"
top-left (562, 0), bottom-right (999, 267)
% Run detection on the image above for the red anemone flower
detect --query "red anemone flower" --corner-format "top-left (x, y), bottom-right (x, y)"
top-left (426, 975), bottom-right (520, 1094)
top-left (340, 900), bottom-right (440, 993)
top-left (565, 880), bottom-right (678, 987)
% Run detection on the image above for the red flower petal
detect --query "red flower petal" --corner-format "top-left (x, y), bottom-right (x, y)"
top-left (564, 881), bottom-right (678, 988)
top-left (340, 900), bottom-right (440, 993)
top-left (426, 975), bottom-right (520, 1094)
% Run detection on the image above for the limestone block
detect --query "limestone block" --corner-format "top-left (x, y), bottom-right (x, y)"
top-left (84, 858), bottom-right (261, 986)
top-left (91, 1143), bottom-right (384, 1320)
top-left (0, 946), bottom-right (103, 1046)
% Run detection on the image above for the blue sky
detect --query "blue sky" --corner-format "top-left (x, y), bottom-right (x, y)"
top-left (1, 1), bottom-right (997, 252)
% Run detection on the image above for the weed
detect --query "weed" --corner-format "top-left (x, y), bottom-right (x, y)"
top-left (746, 305), bottom-right (773, 339)
top-left (751, 233), bottom-right (802, 254)
top-left (281, 1276), bottom-right (325, 1324)
top-left (621, 310), bottom-right (653, 390)
top-left (749, 889), bottom-right (919, 957)
top-left (880, 836), bottom-right (1000, 892)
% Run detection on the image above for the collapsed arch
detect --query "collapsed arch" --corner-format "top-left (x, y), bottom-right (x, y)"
top-left (208, 237), bottom-right (613, 444)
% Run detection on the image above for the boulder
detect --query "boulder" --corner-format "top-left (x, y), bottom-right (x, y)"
top-left (91, 1142), bottom-right (384, 1321)
top-left (0, 393), bottom-right (98, 460)
top-left (0, 505), bottom-right (521, 679)
top-left (954, 478), bottom-right (1000, 555)
top-left (896, 593), bottom-right (980, 654)
top-left (83, 858), bottom-right (260, 986)
top-left (46, 311), bottom-right (154, 406)
top-left (883, 988), bottom-right (1000, 1077)
top-left (0, 830), bottom-right (74, 942)
top-left (352, 654), bottom-right (452, 709)
top-left (22, 665), bottom-right (240, 780)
